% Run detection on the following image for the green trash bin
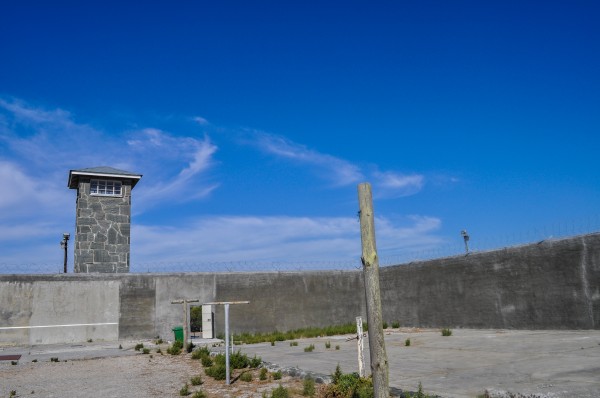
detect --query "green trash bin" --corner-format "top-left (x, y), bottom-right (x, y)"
top-left (172, 326), bottom-right (184, 343)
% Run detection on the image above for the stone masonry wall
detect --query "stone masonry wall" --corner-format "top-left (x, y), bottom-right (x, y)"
top-left (74, 178), bottom-right (133, 273)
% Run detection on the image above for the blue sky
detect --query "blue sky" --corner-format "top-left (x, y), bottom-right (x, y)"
top-left (1, 1), bottom-right (599, 271)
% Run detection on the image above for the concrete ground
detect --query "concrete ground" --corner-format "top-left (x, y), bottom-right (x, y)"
top-left (2, 329), bottom-right (599, 397)
top-left (236, 328), bottom-right (600, 398)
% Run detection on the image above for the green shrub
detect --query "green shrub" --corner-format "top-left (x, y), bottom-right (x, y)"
top-left (405, 338), bottom-right (411, 347)
top-left (201, 355), bottom-right (213, 367)
top-left (335, 345), bottom-right (340, 350)
top-left (325, 341), bottom-right (331, 349)
top-left (271, 385), bottom-right (289, 398)
top-left (240, 372), bottom-right (253, 382)
top-left (191, 391), bottom-right (206, 398)
top-left (326, 365), bottom-right (373, 398)
top-left (230, 350), bottom-right (250, 369)
top-left (190, 375), bottom-right (203, 386)
top-left (156, 348), bottom-right (163, 355)
top-left (383, 321), bottom-right (388, 329)
top-left (290, 341), bottom-right (298, 346)
top-left (441, 328), bottom-right (452, 337)
top-left (249, 355), bottom-right (262, 368)
top-left (134, 343), bottom-right (144, 351)
top-left (302, 376), bottom-right (315, 397)
top-left (167, 340), bottom-right (184, 355)
top-left (205, 363), bottom-right (226, 380)
top-left (259, 367), bottom-right (268, 380)
top-left (179, 383), bottom-right (190, 396)
top-left (304, 344), bottom-right (315, 352)
top-left (154, 338), bottom-right (163, 344)
top-left (331, 364), bottom-right (343, 384)
top-left (271, 340), bottom-right (276, 346)
top-left (142, 348), bottom-right (150, 354)
top-left (87, 338), bottom-right (93, 343)
top-left (273, 370), bottom-right (282, 380)
top-left (50, 357), bottom-right (59, 362)
top-left (392, 321), bottom-right (400, 328)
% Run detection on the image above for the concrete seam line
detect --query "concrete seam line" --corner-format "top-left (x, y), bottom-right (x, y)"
top-left (0, 322), bottom-right (118, 330)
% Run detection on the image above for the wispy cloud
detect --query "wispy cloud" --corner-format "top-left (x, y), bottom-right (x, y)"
top-left (131, 214), bottom-right (443, 264)
top-left (242, 130), bottom-right (364, 186)
top-left (372, 170), bottom-right (424, 198)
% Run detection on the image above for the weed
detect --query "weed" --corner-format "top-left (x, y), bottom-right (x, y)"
top-left (154, 338), bottom-right (163, 344)
top-left (11, 361), bottom-right (17, 365)
top-left (304, 344), bottom-right (315, 352)
top-left (205, 363), bottom-right (226, 380)
top-left (191, 391), bottom-right (206, 398)
top-left (332, 364), bottom-right (343, 384)
top-left (134, 343), bottom-right (144, 351)
top-left (156, 348), bottom-right (162, 355)
top-left (179, 383), bottom-right (190, 396)
top-left (383, 321), bottom-right (388, 329)
top-left (201, 355), bottom-right (213, 367)
top-left (143, 348), bottom-right (150, 354)
top-left (271, 385), bottom-right (289, 398)
top-left (441, 328), bottom-right (452, 337)
top-left (325, 341), bottom-right (331, 349)
top-left (325, 368), bottom-right (373, 398)
top-left (273, 370), bottom-right (282, 380)
top-left (119, 344), bottom-right (122, 349)
top-left (392, 321), bottom-right (400, 328)
top-left (290, 341), bottom-right (298, 346)
top-left (259, 367), bottom-right (268, 380)
top-left (240, 372), bottom-right (253, 382)
top-left (302, 376), bottom-right (315, 396)
top-left (405, 338), bottom-right (411, 347)
top-left (50, 357), bottom-right (59, 362)
top-left (249, 355), bottom-right (262, 368)
top-left (10, 391), bottom-right (16, 397)
top-left (190, 375), bottom-right (203, 386)
top-left (167, 340), bottom-right (183, 355)
top-left (231, 323), bottom-right (359, 345)
top-left (271, 340), bottom-right (275, 346)
top-left (335, 345), bottom-right (340, 350)
top-left (32, 359), bottom-right (38, 363)
top-left (87, 338), bottom-right (93, 343)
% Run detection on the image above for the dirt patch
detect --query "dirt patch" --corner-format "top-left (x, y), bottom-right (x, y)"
top-left (1, 351), bottom-right (307, 397)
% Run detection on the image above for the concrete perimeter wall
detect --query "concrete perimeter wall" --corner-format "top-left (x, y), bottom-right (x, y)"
top-left (1, 233), bottom-right (598, 345)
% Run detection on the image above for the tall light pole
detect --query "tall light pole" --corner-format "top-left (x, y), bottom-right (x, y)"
top-left (60, 233), bottom-right (70, 273)
top-left (461, 230), bottom-right (470, 253)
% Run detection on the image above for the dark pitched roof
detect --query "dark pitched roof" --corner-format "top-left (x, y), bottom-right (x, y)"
top-left (68, 166), bottom-right (143, 189)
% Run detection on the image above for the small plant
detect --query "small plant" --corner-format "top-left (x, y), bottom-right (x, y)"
top-left (87, 338), bottom-right (93, 343)
top-left (441, 328), bottom-right (452, 337)
top-left (240, 372), bottom-right (253, 382)
top-left (273, 370), bottom-right (282, 380)
top-left (259, 367), bottom-right (268, 380)
top-left (304, 344), bottom-right (315, 352)
top-left (119, 344), bottom-right (122, 349)
top-left (200, 355), bottom-right (213, 367)
top-left (10, 391), bottom-right (16, 397)
top-left (325, 341), bottom-right (331, 349)
top-left (205, 363), bottom-right (226, 380)
top-left (156, 348), bottom-right (162, 355)
top-left (302, 376), bottom-right (315, 396)
top-left (335, 345), bottom-right (340, 350)
top-left (249, 355), bottom-right (262, 368)
top-left (383, 321), bottom-right (388, 329)
top-left (271, 385), bottom-right (289, 398)
top-left (405, 338), bottom-right (411, 346)
top-left (179, 383), bottom-right (190, 396)
top-left (142, 348), bottom-right (150, 354)
top-left (332, 364), bottom-right (343, 384)
top-left (290, 341), bottom-right (298, 346)
top-left (392, 321), bottom-right (400, 328)
top-left (271, 340), bottom-right (276, 346)
top-left (154, 338), bottom-right (163, 344)
top-left (32, 359), bottom-right (38, 363)
top-left (134, 343), bottom-right (144, 351)
top-left (11, 361), bottom-right (18, 365)
top-left (50, 357), bottom-right (59, 362)
top-left (191, 391), bottom-right (206, 398)
top-left (167, 340), bottom-right (183, 355)
top-left (190, 375), bottom-right (203, 386)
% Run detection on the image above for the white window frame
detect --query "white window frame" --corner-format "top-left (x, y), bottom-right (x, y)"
top-left (90, 179), bottom-right (122, 197)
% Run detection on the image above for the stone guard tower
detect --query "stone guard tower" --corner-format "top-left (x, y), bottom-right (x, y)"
top-left (68, 166), bottom-right (142, 273)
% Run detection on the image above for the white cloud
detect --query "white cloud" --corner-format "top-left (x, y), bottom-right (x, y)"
top-left (193, 116), bottom-right (209, 125)
top-left (244, 130), bottom-right (364, 186)
top-left (372, 170), bottom-right (424, 198)
top-left (131, 214), bottom-right (443, 266)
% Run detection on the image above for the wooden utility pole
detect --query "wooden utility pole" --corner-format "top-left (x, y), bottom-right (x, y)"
top-left (358, 182), bottom-right (389, 398)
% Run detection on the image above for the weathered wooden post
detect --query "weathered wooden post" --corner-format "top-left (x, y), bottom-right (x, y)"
top-left (356, 316), bottom-right (366, 377)
top-left (358, 182), bottom-right (389, 398)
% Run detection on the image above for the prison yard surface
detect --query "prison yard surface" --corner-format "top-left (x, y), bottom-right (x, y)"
top-left (1, 329), bottom-right (599, 398)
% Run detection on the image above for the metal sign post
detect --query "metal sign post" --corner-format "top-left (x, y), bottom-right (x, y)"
top-left (203, 301), bottom-right (250, 385)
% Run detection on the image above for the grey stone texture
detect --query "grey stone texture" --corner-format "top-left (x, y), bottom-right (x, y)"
top-left (1, 233), bottom-right (598, 345)
top-left (73, 177), bottom-right (134, 273)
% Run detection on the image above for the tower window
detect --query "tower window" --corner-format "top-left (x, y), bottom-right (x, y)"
top-left (90, 179), bottom-right (122, 196)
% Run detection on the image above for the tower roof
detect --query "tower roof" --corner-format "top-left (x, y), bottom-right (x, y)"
top-left (68, 166), bottom-right (142, 189)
